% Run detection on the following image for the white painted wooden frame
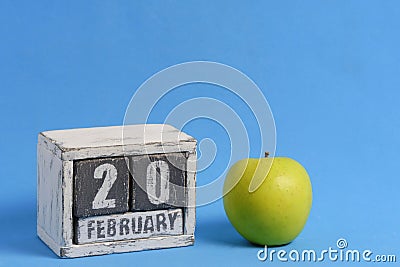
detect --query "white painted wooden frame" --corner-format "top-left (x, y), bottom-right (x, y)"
top-left (37, 124), bottom-right (196, 258)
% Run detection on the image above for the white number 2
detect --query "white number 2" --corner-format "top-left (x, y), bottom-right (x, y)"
top-left (92, 163), bottom-right (117, 209)
top-left (146, 160), bottom-right (170, 204)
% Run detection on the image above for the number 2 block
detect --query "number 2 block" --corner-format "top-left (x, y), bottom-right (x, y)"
top-left (74, 157), bottom-right (129, 218)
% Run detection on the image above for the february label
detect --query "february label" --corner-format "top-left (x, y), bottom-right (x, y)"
top-left (76, 209), bottom-right (183, 244)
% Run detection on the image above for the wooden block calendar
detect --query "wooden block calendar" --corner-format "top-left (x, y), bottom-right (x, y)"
top-left (37, 124), bottom-right (196, 258)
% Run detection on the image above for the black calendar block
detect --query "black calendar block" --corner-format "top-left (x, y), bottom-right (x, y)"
top-left (74, 157), bottom-right (129, 218)
top-left (130, 153), bottom-right (187, 211)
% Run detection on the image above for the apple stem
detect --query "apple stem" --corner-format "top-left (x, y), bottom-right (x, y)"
top-left (265, 152), bottom-right (270, 158)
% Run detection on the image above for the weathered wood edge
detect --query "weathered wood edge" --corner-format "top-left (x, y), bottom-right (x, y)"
top-left (61, 141), bottom-right (197, 161)
top-left (38, 133), bottom-right (62, 160)
top-left (62, 160), bottom-right (73, 246)
top-left (37, 144), bottom-right (64, 246)
top-left (60, 234), bottom-right (195, 258)
top-left (38, 124), bottom-right (196, 160)
top-left (37, 225), bottom-right (63, 257)
top-left (39, 132), bottom-right (196, 161)
top-left (41, 124), bottom-right (195, 146)
top-left (184, 151), bottom-right (196, 236)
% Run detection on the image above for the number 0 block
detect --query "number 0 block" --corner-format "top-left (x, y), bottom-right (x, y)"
top-left (37, 124), bottom-right (196, 258)
top-left (130, 153), bottom-right (187, 211)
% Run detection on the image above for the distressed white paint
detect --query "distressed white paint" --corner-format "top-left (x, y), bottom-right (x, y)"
top-left (38, 225), bottom-right (64, 256)
top-left (92, 164), bottom-right (117, 209)
top-left (76, 209), bottom-right (183, 244)
top-left (39, 124), bottom-right (196, 160)
top-left (184, 151), bottom-right (197, 236)
top-left (38, 134), bottom-right (62, 159)
top-left (62, 235), bottom-right (194, 258)
top-left (37, 124), bottom-right (196, 258)
top-left (37, 144), bottom-right (63, 246)
top-left (62, 160), bottom-right (73, 246)
top-left (41, 124), bottom-right (194, 149)
top-left (58, 142), bottom-right (195, 161)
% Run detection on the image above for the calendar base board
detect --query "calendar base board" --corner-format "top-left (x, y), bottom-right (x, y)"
top-left (38, 226), bottom-right (194, 258)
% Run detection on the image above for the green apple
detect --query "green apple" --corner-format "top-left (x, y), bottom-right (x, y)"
top-left (223, 155), bottom-right (312, 246)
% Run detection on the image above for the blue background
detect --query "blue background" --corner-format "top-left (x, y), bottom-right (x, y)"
top-left (0, 1), bottom-right (399, 266)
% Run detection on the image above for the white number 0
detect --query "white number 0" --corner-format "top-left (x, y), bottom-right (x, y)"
top-left (92, 163), bottom-right (117, 209)
top-left (146, 161), bottom-right (170, 204)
